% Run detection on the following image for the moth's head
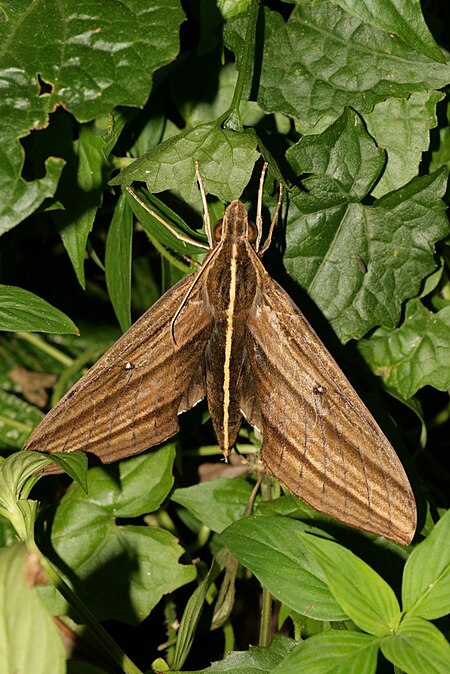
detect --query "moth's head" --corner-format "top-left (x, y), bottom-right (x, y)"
top-left (213, 200), bottom-right (257, 246)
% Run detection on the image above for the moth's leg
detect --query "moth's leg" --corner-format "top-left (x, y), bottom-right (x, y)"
top-left (183, 254), bottom-right (201, 269)
top-left (126, 186), bottom-right (209, 250)
top-left (255, 161), bottom-right (269, 253)
top-left (244, 476), bottom-right (263, 516)
top-left (258, 182), bottom-right (283, 257)
top-left (195, 160), bottom-right (213, 248)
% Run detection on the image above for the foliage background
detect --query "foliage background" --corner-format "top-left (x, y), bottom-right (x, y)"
top-left (1, 1), bottom-right (450, 673)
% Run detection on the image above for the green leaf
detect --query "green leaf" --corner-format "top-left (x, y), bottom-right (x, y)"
top-left (172, 562), bottom-right (218, 671)
top-left (0, 0), bottom-right (184, 230)
top-left (0, 544), bottom-right (66, 674)
top-left (54, 125), bottom-right (109, 288)
top-left (1, 0), bottom-right (184, 121)
top-left (175, 636), bottom-right (296, 674)
top-left (332, 0), bottom-right (445, 62)
top-left (0, 286), bottom-right (78, 334)
top-left (220, 516), bottom-right (348, 621)
top-left (385, 387), bottom-right (427, 449)
top-left (430, 115), bottom-right (450, 173)
top-left (402, 509), bottom-right (450, 620)
top-left (44, 447), bottom-right (195, 623)
top-left (0, 513), bottom-right (17, 548)
top-left (0, 452), bottom-right (55, 542)
top-left (44, 452), bottom-right (89, 492)
top-left (284, 111), bottom-right (449, 341)
top-left (0, 157), bottom-right (66, 236)
top-left (0, 451), bottom-right (50, 511)
top-left (110, 122), bottom-right (260, 208)
top-left (218, 1), bottom-right (252, 21)
top-left (105, 192), bottom-right (133, 332)
top-left (270, 630), bottom-right (379, 674)
top-left (171, 477), bottom-right (258, 533)
top-left (300, 534), bottom-right (401, 636)
top-left (97, 109), bottom-right (133, 158)
top-left (365, 91), bottom-right (444, 197)
top-left (286, 107), bottom-right (386, 199)
top-left (381, 616), bottom-right (450, 674)
top-left (226, 3), bottom-right (450, 134)
top-left (253, 495), bottom-right (370, 543)
top-left (358, 299), bottom-right (450, 398)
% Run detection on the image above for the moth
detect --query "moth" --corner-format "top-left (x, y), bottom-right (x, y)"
top-left (23, 161), bottom-right (416, 545)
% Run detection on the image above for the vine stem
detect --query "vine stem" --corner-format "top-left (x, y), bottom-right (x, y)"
top-left (259, 584), bottom-right (272, 647)
top-left (258, 478), bottom-right (276, 647)
top-left (222, 0), bottom-right (260, 131)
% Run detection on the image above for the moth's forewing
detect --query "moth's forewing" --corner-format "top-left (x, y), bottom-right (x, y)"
top-left (23, 274), bottom-right (213, 467)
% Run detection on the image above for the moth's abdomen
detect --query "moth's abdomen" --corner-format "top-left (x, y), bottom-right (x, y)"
top-left (205, 320), bottom-right (246, 456)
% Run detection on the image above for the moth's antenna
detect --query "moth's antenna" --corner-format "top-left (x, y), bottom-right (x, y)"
top-left (126, 186), bottom-right (209, 250)
top-left (255, 161), bottom-right (268, 253)
top-left (170, 161), bottom-right (218, 346)
top-left (195, 161), bottom-right (213, 248)
top-left (259, 182), bottom-right (283, 257)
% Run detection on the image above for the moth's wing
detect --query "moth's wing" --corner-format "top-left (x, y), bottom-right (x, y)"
top-left (23, 273), bottom-right (213, 466)
top-left (241, 273), bottom-right (416, 545)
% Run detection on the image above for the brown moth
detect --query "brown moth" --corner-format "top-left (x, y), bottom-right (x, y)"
top-left (23, 162), bottom-right (416, 545)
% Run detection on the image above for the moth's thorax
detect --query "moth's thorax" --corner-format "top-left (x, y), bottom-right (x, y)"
top-left (205, 199), bottom-right (260, 316)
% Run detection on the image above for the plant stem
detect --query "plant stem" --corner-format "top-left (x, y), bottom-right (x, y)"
top-left (183, 443), bottom-right (258, 457)
top-left (222, 620), bottom-right (235, 655)
top-left (259, 584), bottom-right (272, 647)
top-left (16, 332), bottom-right (74, 366)
top-left (163, 596), bottom-right (178, 668)
top-left (222, 0), bottom-right (260, 131)
top-left (258, 476), bottom-right (275, 647)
